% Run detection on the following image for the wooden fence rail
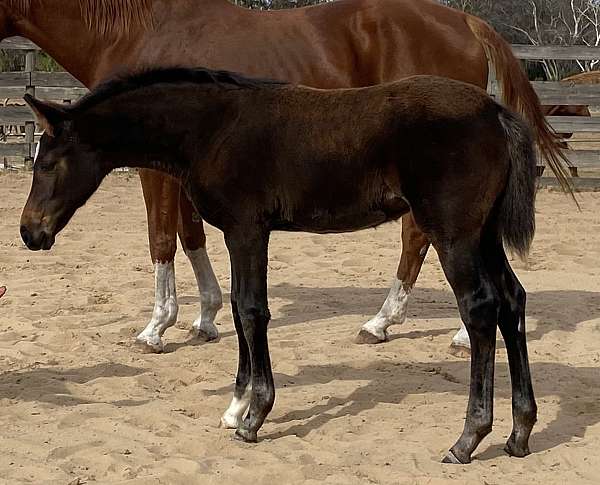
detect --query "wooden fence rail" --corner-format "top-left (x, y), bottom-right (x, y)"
top-left (2, 38), bottom-right (600, 175)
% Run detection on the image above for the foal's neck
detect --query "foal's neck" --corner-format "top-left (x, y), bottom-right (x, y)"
top-left (83, 84), bottom-right (236, 178)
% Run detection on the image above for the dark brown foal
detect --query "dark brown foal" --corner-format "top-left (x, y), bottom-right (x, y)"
top-left (21, 68), bottom-right (538, 463)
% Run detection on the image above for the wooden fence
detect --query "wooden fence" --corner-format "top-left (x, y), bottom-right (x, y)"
top-left (0, 37), bottom-right (86, 168)
top-left (2, 37), bottom-right (600, 177)
top-left (490, 45), bottom-right (600, 175)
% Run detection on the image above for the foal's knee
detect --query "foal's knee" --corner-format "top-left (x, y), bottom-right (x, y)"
top-left (460, 285), bottom-right (500, 335)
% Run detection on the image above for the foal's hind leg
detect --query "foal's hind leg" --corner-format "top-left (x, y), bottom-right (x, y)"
top-left (357, 213), bottom-right (430, 344)
top-left (178, 191), bottom-right (222, 342)
top-left (484, 243), bottom-right (537, 457)
top-left (435, 238), bottom-right (500, 464)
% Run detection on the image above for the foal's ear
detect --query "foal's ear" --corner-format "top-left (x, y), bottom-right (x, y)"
top-left (23, 94), bottom-right (69, 137)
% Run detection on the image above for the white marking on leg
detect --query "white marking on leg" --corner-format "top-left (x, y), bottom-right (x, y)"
top-left (136, 261), bottom-right (178, 352)
top-left (221, 384), bottom-right (252, 429)
top-left (187, 248), bottom-right (222, 341)
top-left (451, 322), bottom-right (471, 349)
top-left (360, 277), bottom-right (410, 342)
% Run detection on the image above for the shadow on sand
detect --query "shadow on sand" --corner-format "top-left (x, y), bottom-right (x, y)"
top-left (0, 362), bottom-right (149, 407)
top-left (179, 283), bottom-right (599, 345)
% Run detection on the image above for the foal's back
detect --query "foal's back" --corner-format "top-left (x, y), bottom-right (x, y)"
top-left (211, 75), bottom-right (508, 233)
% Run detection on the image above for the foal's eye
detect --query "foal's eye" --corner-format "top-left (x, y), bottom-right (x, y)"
top-left (36, 159), bottom-right (56, 172)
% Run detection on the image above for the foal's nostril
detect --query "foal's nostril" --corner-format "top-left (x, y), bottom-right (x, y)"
top-left (20, 225), bottom-right (32, 247)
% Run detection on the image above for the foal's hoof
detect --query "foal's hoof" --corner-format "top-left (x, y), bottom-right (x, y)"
top-left (234, 428), bottom-right (258, 443)
top-left (188, 326), bottom-right (219, 343)
top-left (355, 329), bottom-right (387, 345)
top-left (504, 438), bottom-right (530, 458)
top-left (134, 337), bottom-right (164, 354)
top-left (448, 343), bottom-right (471, 358)
top-left (442, 449), bottom-right (470, 465)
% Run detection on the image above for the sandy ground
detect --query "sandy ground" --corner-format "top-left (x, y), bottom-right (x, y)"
top-left (0, 172), bottom-right (599, 485)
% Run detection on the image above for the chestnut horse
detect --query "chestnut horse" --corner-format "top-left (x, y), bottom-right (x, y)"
top-left (0, 0), bottom-right (571, 352)
top-left (21, 67), bottom-right (538, 463)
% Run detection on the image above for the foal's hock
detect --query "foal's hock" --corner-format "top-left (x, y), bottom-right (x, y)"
top-left (21, 68), bottom-right (537, 464)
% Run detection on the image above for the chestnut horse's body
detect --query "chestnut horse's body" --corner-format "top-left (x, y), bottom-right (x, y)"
top-left (0, 0), bottom-right (570, 352)
top-left (21, 68), bottom-right (538, 464)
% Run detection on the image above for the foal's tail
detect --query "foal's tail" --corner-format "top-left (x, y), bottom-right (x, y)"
top-left (465, 15), bottom-right (576, 203)
top-left (496, 108), bottom-right (537, 258)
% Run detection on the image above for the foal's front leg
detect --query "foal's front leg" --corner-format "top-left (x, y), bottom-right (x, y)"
top-left (225, 228), bottom-right (274, 443)
top-left (220, 300), bottom-right (252, 429)
top-left (357, 212), bottom-right (430, 344)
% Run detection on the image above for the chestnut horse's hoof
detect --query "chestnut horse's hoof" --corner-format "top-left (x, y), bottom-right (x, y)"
top-left (220, 413), bottom-right (240, 430)
top-left (234, 428), bottom-right (258, 443)
top-left (134, 337), bottom-right (164, 354)
top-left (442, 449), bottom-right (470, 464)
top-left (448, 343), bottom-right (470, 358)
top-left (188, 327), bottom-right (219, 343)
top-left (355, 329), bottom-right (387, 345)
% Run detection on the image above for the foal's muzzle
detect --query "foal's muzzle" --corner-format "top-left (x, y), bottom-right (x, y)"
top-left (20, 225), bottom-right (55, 251)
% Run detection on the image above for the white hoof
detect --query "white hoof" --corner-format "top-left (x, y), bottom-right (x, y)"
top-left (355, 326), bottom-right (387, 344)
top-left (448, 342), bottom-right (471, 358)
top-left (135, 334), bottom-right (165, 353)
top-left (191, 320), bottom-right (219, 342)
top-left (220, 412), bottom-right (241, 429)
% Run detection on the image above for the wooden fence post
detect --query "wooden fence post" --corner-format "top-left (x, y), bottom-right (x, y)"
top-left (24, 49), bottom-right (36, 170)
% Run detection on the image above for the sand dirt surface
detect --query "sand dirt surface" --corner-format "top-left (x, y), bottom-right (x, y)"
top-left (0, 172), bottom-right (599, 484)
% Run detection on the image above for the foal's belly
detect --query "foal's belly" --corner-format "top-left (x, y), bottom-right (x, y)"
top-left (273, 196), bottom-right (410, 234)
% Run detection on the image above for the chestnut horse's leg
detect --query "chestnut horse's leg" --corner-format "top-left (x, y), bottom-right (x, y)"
top-left (177, 191), bottom-right (223, 341)
top-left (436, 236), bottom-right (499, 464)
top-left (224, 228), bottom-right (274, 443)
top-left (450, 322), bottom-right (471, 356)
top-left (357, 212), bottom-right (429, 344)
top-left (135, 170), bottom-right (180, 352)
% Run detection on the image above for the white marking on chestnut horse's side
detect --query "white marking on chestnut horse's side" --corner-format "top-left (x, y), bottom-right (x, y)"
top-left (221, 384), bottom-right (252, 429)
top-left (451, 322), bottom-right (471, 350)
top-left (186, 247), bottom-right (222, 341)
top-left (136, 261), bottom-right (178, 352)
top-left (359, 277), bottom-right (410, 342)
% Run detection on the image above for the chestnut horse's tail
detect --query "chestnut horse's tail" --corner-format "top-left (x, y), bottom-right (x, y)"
top-left (497, 108), bottom-right (537, 258)
top-left (465, 15), bottom-right (576, 201)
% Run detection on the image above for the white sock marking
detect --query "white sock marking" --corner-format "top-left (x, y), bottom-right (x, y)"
top-left (361, 278), bottom-right (410, 341)
top-left (186, 248), bottom-right (223, 340)
top-left (451, 322), bottom-right (471, 349)
top-left (136, 261), bottom-right (178, 352)
top-left (221, 384), bottom-right (252, 429)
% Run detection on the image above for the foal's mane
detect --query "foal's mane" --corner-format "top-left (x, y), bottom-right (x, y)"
top-left (73, 67), bottom-right (288, 112)
top-left (7, 0), bottom-right (155, 37)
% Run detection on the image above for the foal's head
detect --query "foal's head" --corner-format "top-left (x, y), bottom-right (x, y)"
top-left (20, 96), bottom-right (111, 251)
